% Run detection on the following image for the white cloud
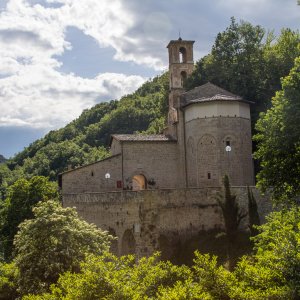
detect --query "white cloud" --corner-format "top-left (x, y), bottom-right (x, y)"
top-left (0, 66), bottom-right (145, 128)
top-left (0, 0), bottom-right (146, 130)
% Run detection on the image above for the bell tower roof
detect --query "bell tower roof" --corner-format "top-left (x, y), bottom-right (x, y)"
top-left (166, 39), bottom-right (195, 48)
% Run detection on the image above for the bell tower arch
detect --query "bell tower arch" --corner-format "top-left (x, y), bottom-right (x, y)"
top-left (166, 38), bottom-right (195, 131)
top-left (167, 38), bottom-right (194, 91)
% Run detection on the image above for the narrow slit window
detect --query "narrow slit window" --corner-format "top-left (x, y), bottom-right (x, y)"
top-left (207, 172), bottom-right (211, 179)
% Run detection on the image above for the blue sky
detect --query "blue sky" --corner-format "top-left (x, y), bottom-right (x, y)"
top-left (0, 0), bottom-right (299, 158)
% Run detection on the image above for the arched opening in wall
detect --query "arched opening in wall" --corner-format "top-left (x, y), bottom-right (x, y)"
top-left (132, 174), bottom-right (147, 191)
top-left (181, 71), bottom-right (187, 88)
top-left (108, 227), bottom-right (118, 255)
top-left (158, 234), bottom-right (174, 261)
top-left (121, 229), bottom-right (136, 255)
top-left (179, 47), bottom-right (187, 63)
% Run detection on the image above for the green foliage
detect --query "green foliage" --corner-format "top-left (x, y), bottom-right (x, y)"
top-left (193, 252), bottom-right (233, 299)
top-left (0, 261), bottom-right (19, 300)
top-left (254, 55), bottom-right (300, 202)
top-left (231, 207), bottom-right (300, 299)
top-left (19, 207), bottom-right (300, 299)
top-left (216, 175), bottom-right (247, 269)
top-left (156, 280), bottom-right (212, 300)
top-left (26, 252), bottom-right (191, 300)
top-left (247, 187), bottom-right (260, 236)
top-left (0, 176), bottom-right (59, 260)
top-left (217, 175), bottom-right (246, 242)
top-left (14, 200), bottom-right (112, 296)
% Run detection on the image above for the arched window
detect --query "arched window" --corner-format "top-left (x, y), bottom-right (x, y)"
top-left (132, 174), bottom-right (147, 191)
top-left (179, 47), bottom-right (187, 63)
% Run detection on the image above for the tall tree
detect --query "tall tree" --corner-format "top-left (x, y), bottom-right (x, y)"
top-left (0, 176), bottom-right (58, 260)
top-left (14, 200), bottom-right (112, 296)
top-left (217, 175), bottom-right (246, 269)
top-left (254, 55), bottom-right (300, 203)
top-left (186, 18), bottom-right (266, 115)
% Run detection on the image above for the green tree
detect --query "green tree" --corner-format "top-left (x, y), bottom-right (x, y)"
top-left (247, 187), bottom-right (260, 237)
top-left (217, 175), bottom-right (246, 269)
top-left (24, 253), bottom-right (192, 300)
top-left (14, 200), bottom-right (112, 296)
top-left (254, 55), bottom-right (300, 203)
top-left (192, 252), bottom-right (233, 299)
top-left (186, 18), bottom-right (266, 115)
top-left (0, 176), bottom-right (59, 260)
top-left (232, 207), bottom-right (300, 299)
top-left (0, 262), bottom-right (19, 300)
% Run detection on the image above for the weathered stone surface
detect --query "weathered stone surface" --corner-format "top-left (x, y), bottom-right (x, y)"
top-left (63, 187), bottom-right (271, 259)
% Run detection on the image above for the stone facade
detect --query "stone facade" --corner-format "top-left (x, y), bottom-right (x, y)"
top-left (63, 187), bottom-right (271, 259)
top-left (60, 38), bottom-right (268, 259)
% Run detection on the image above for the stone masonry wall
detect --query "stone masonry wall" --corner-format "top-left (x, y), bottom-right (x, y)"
top-left (63, 187), bottom-right (271, 259)
top-left (122, 141), bottom-right (181, 189)
top-left (62, 155), bottom-right (122, 194)
top-left (185, 117), bottom-right (254, 187)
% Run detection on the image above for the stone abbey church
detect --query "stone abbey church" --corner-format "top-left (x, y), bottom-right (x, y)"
top-left (61, 39), bottom-right (269, 259)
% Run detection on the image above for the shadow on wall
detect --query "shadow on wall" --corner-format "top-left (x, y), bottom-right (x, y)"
top-left (121, 229), bottom-right (136, 255)
top-left (108, 227), bottom-right (118, 255)
top-left (158, 229), bottom-right (252, 266)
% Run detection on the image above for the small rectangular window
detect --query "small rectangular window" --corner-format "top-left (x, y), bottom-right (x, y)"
top-left (207, 173), bottom-right (211, 179)
top-left (116, 180), bottom-right (122, 188)
top-left (226, 140), bottom-right (231, 146)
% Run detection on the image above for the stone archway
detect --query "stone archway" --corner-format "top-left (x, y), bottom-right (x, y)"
top-left (121, 229), bottom-right (136, 255)
top-left (132, 174), bottom-right (147, 191)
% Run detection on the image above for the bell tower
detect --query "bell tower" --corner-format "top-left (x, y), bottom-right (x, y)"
top-left (165, 38), bottom-right (195, 188)
top-left (166, 38), bottom-right (194, 136)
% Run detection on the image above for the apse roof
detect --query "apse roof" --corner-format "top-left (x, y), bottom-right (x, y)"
top-left (181, 82), bottom-right (252, 107)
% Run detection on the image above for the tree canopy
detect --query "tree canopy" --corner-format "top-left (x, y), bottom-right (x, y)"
top-left (14, 200), bottom-right (112, 296)
top-left (16, 207), bottom-right (300, 299)
top-left (254, 55), bottom-right (300, 202)
top-left (0, 176), bottom-right (59, 260)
